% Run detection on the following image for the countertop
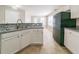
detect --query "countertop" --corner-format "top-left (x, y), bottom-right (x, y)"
top-left (0, 27), bottom-right (43, 34)
top-left (65, 27), bottom-right (79, 32)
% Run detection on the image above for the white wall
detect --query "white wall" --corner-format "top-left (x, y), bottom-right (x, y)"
top-left (40, 17), bottom-right (46, 27)
top-left (0, 6), bottom-right (5, 23)
top-left (0, 6), bottom-right (25, 23)
top-left (47, 15), bottom-right (53, 27)
top-left (25, 9), bottom-right (32, 23)
top-left (5, 6), bottom-right (25, 23)
top-left (18, 10), bottom-right (25, 23)
top-left (5, 9), bottom-right (19, 23)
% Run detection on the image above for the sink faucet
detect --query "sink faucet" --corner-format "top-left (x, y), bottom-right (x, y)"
top-left (16, 19), bottom-right (23, 29)
top-left (5, 23), bottom-right (9, 31)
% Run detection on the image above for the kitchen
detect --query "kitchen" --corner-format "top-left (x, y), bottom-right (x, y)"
top-left (0, 5), bottom-right (79, 54)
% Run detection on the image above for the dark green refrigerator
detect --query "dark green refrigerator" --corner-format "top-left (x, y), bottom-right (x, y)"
top-left (53, 12), bottom-right (76, 46)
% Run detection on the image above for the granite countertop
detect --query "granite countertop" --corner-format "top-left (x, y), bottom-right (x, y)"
top-left (0, 27), bottom-right (43, 34)
top-left (65, 26), bottom-right (79, 32)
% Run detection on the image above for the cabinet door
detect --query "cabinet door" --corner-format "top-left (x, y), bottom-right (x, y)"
top-left (31, 29), bottom-right (43, 44)
top-left (25, 30), bottom-right (31, 45)
top-left (69, 31), bottom-right (79, 53)
top-left (64, 29), bottom-right (74, 52)
top-left (64, 29), bottom-right (79, 54)
top-left (1, 36), bottom-right (19, 54)
top-left (64, 29), bottom-right (71, 47)
top-left (20, 30), bottom-right (31, 49)
top-left (31, 29), bottom-right (36, 43)
top-left (36, 29), bottom-right (43, 44)
top-left (71, 5), bottom-right (79, 19)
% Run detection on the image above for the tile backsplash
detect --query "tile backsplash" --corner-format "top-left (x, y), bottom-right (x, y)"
top-left (0, 23), bottom-right (43, 31)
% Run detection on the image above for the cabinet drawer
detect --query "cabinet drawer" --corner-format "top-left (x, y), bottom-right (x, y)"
top-left (1, 35), bottom-right (18, 41)
top-left (1, 31), bottom-right (19, 39)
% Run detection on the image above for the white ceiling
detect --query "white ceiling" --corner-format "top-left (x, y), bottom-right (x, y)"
top-left (6, 5), bottom-right (59, 16)
top-left (23, 5), bottom-right (58, 16)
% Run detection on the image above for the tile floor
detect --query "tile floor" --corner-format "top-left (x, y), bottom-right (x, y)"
top-left (17, 29), bottom-right (71, 54)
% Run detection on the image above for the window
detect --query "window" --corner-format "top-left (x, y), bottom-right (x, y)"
top-left (32, 16), bottom-right (46, 27)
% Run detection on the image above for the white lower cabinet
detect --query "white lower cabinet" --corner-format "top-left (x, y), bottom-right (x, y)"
top-left (1, 36), bottom-right (19, 54)
top-left (20, 30), bottom-right (31, 49)
top-left (31, 29), bottom-right (43, 44)
top-left (64, 28), bottom-right (79, 54)
top-left (0, 29), bottom-right (43, 54)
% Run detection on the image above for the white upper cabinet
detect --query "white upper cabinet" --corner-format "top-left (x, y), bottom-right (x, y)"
top-left (71, 5), bottom-right (79, 19)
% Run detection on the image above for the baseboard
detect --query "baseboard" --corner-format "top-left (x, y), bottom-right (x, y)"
top-left (64, 46), bottom-right (73, 54)
top-left (31, 43), bottom-right (43, 46)
top-left (15, 44), bottom-right (31, 54)
top-left (16, 43), bottom-right (43, 54)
